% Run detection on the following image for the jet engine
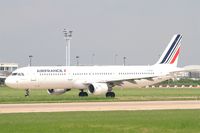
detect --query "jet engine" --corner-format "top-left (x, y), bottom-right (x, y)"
top-left (88, 83), bottom-right (109, 95)
top-left (47, 89), bottom-right (70, 95)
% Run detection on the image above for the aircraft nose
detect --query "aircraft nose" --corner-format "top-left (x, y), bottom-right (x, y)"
top-left (5, 77), bottom-right (18, 88)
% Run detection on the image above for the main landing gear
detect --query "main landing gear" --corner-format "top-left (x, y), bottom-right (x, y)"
top-left (106, 86), bottom-right (115, 98)
top-left (79, 89), bottom-right (88, 97)
top-left (25, 89), bottom-right (30, 97)
top-left (106, 92), bottom-right (115, 98)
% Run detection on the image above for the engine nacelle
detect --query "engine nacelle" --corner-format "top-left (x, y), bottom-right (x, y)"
top-left (88, 83), bottom-right (108, 95)
top-left (47, 89), bottom-right (70, 95)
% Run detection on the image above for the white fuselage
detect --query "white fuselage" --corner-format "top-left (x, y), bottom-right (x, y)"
top-left (5, 64), bottom-right (180, 89)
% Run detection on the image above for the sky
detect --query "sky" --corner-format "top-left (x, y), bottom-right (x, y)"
top-left (0, 0), bottom-right (199, 67)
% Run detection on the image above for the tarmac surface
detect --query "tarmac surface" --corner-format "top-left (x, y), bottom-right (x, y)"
top-left (1, 100), bottom-right (200, 113)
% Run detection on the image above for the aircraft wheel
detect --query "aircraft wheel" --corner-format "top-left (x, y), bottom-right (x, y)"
top-left (83, 92), bottom-right (88, 97)
top-left (79, 92), bottom-right (84, 97)
top-left (110, 92), bottom-right (115, 98)
top-left (106, 92), bottom-right (115, 98)
top-left (79, 92), bottom-right (88, 97)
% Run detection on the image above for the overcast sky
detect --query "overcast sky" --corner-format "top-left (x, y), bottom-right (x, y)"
top-left (0, 0), bottom-right (199, 67)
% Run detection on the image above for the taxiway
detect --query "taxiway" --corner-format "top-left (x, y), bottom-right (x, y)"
top-left (1, 100), bottom-right (200, 113)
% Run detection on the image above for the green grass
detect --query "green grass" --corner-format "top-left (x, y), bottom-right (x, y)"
top-left (1, 86), bottom-right (200, 103)
top-left (0, 110), bottom-right (200, 133)
top-left (158, 79), bottom-right (200, 86)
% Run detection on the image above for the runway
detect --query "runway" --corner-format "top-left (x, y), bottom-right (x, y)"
top-left (1, 100), bottom-right (200, 113)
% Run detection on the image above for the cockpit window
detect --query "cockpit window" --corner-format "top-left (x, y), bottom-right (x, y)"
top-left (12, 73), bottom-right (17, 76)
top-left (12, 73), bottom-right (24, 76)
top-left (18, 73), bottom-right (24, 76)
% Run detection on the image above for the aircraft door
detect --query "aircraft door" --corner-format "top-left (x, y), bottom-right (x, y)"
top-left (30, 73), bottom-right (39, 88)
top-left (67, 72), bottom-right (73, 81)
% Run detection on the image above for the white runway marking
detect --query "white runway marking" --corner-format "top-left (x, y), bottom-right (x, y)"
top-left (1, 101), bottom-right (200, 113)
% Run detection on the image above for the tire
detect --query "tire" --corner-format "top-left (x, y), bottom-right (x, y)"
top-left (106, 92), bottom-right (115, 98)
top-left (79, 92), bottom-right (88, 97)
top-left (79, 92), bottom-right (84, 97)
top-left (83, 92), bottom-right (88, 97)
top-left (111, 92), bottom-right (115, 98)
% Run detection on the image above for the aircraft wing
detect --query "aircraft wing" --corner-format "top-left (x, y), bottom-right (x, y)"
top-left (82, 76), bottom-right (158, 87)
top-left (99, 76), bottom-right (157, 87)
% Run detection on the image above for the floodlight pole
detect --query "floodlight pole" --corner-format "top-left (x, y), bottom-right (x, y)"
top-left (91, 53), bottom-right (95, 65)
top-left (123, 56), bottom-right (127, 66)
top-left (63, 29), bottom-right (72, 66)
top-left (76, 56), bottom-right (79, 66)
top-left (29, 55), bottom-right (33, 66)
top-left (114, 54), bottom-right (118, 65)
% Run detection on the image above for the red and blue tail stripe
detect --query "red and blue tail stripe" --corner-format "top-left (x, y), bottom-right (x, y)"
top-left (156, 34), bottom-right (182, 66)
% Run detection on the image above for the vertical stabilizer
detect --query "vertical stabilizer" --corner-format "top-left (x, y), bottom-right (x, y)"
top-left (156, 34), bottom-right (182, 66)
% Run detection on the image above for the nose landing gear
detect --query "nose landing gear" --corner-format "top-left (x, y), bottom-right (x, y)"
top-left (25, 89), bottom-right (30, 97)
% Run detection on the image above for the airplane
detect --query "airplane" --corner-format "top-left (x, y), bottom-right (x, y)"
top-left (5, 34), bottom-right (183, 98)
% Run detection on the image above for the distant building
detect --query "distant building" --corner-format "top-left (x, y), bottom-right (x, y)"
top-left (176, 65), bottom-right (200, 80)
top-left (0, 63), bottom-right (18, 85)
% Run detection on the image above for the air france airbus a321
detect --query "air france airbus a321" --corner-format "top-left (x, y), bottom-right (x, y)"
top-left (5, 34), bottom-right (183, 98)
